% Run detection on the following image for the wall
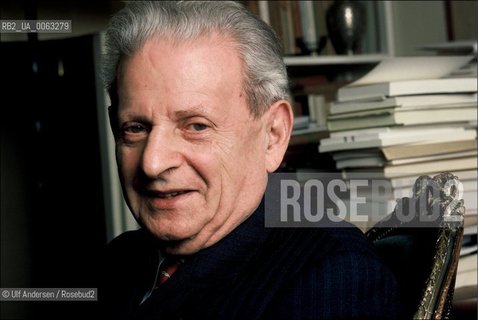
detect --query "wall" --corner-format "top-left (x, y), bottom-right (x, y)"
top-left (391, 1), bottom-right (448, 56)
top-left (451, 0), bottom-right (478, 41)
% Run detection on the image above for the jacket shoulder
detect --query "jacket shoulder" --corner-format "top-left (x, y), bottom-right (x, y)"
top-left (264, 224), bottom-right (402, 319)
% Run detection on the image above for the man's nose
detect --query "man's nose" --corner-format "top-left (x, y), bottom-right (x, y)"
top-left (141, 127), bottom-right (183, 179)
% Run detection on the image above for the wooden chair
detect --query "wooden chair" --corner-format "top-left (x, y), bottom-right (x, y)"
top-left (366, 172), bottom-right (465, 319)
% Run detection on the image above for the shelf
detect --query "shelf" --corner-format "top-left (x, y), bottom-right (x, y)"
top-left (290, 124), bottom-right (329, 146)
top-left (283, 54), bottom-right (389, 66)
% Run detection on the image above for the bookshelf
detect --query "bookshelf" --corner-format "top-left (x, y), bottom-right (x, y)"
top-left (283, 54), bottom-right (388, 66)
top-left (289, 123), bottom-right (328, 146)
top-left (258, 12), bottom-right (477, 298)
top-left (240, 1), bottom-right (394, 171)
top-left (243, 1), bottom-right (393, 57)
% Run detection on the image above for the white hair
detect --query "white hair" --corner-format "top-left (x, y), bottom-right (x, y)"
top-left (103, 1), bottom-right (290, 117)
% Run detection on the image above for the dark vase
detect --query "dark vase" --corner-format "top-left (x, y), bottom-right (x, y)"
top-left (326, 0), bottom-right (366, 55)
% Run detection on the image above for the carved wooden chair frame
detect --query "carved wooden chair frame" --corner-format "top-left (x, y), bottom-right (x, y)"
top-left (366, 172), bottom-right (465, 319)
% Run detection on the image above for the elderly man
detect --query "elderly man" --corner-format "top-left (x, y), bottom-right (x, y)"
top-left (100, 2), bottom-right (400, 319)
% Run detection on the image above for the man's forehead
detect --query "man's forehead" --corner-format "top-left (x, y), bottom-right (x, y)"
top-left (118, 34), bottom-right (243, 83)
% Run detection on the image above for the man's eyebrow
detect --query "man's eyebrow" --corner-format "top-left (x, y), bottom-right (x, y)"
top-left (174, 106), bottom-right (212, 118)
top-left (118, 112), bottom-right (150, 123)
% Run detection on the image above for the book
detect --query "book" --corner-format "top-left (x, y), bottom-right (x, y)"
top-left (387, 169), bottom-right (478, 189)
top-left (347, 56), bottom-right (475, 87)
top-left (327, 107), bottom-right (477, 131)
top-left (335, 150), bottom-right (478, 170)
top-left (351, 156), bottom-right (477, 179)
top-left (327, 124), bottom-right (468, 138)
top-left (387, 150), bottom-right (477, 165)
top-left (455, 252), bottom-right (478, 289)
top-left (298, 1), bottom-right (317, 53)
top-left (332, 139), bottom-right (477, 162)
top-left (333, 149), bottom-right (383, 161)
top-left (335, 157), bottom-right (385, 169)
top-left (319, 127), bottom-right (477, 152)
top-left (381, 139), bottom-right (478, 160)
top-left (308, 94), bottom-right (329, 127)
top-left (329, 93), bottom-right (477, 114)
top-left (417, 40), bottom-right (478, 55)
top-left (337, 77), bottom-right (477, 102)
top-left (257, 1), bottom-right (270, 24)
top-left (278, 1), bottom-right (296, 55)
top-left (328, 104), bottom-right (477, 119)
top-left (344, 172), bottom-right (478, 214)
top-left (293, 115), bottom-right (310, 130)
top-left (394, 180), bottom-right (477, 197)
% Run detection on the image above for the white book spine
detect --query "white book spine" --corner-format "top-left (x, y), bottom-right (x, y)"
top-left (298, 1), bottom-right (317, 52)
top-left (258, 1), bottom-right (270, 25)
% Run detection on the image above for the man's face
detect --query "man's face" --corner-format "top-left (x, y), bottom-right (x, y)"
top-left (115, 34), bottom-right (269, 254)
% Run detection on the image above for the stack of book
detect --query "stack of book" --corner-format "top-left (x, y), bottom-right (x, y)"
top-left (318, 56), bottom-right (478, 217)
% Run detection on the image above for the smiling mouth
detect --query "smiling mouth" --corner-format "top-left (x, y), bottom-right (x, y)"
top-left (157, 191), bottom-right (190, 199)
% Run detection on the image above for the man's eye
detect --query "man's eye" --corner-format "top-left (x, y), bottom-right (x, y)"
top-left (122, 123), bottom-right (146, 134)
top-left (188, 123), bottom-right (208, 131)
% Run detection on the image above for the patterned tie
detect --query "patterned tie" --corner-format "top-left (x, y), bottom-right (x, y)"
top-left (155, 257), bottom-right (184, 288)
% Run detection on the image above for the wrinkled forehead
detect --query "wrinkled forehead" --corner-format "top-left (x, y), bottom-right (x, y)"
top-left (111, 33), bottom-right (250, 117)
top-left (117, 33), bottom-right (244, 89)
top-left (111, 34), bottom-right (253, 123)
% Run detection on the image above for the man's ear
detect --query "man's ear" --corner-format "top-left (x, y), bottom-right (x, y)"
top-left (264, 100), bottom-right (294, 172)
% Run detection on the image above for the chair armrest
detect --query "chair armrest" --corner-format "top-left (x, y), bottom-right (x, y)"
top-left (366, 172), bottom-right (466, 320)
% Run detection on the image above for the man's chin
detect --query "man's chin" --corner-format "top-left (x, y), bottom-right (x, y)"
top-left (151, 228), bottom-right (197, 242)
top-left (145, 227), bottom-right (204, 254)
top-left (150, 228), bottom-right (215, 255)
top-left (139, 216), bottom-right (218, 255)
top-left (161, 236), bottom-right (210, 255)
top-left (139, 216), bottom-right (198, 240)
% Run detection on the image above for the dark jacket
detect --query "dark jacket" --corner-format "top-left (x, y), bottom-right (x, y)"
top-left (100, 199), bottom-right (401, 319)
